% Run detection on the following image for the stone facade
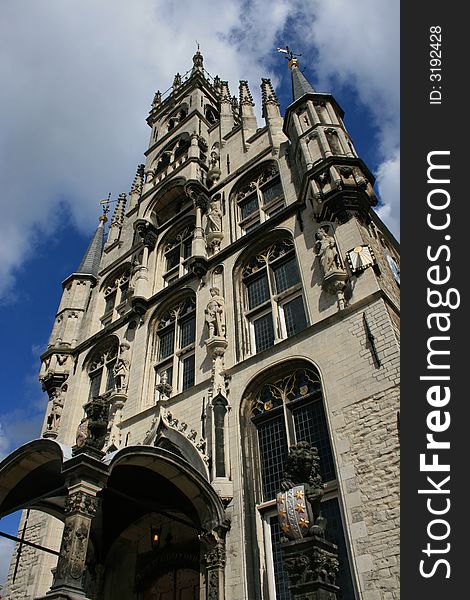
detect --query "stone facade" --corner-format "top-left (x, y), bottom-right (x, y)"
top-left (2, 51), bottom-right (399, 600)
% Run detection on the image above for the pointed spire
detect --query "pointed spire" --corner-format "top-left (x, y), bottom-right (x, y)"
top-left (289, 57), bottom-right (316, 101)
top-left (239, 80), bottom-right (255, 106)
top-left (261, 78), bottom-right (280, 118)
top-left (76, 215), bottom-right (106, 277)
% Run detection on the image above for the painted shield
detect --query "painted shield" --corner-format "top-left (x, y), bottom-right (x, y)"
top-left (276, 485), bottom-right (310, 540)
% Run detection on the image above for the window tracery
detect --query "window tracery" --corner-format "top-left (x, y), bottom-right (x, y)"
top-left (235, 164), bottom-right (285, 233)
top-left (246, 365), bottom-right (356, 600)
top-left (153, 295), bottom-right (197, 399)
top-left (101, 268), bottom-right (131, 326)
top-left (87, 339), bottom-right (119, 400)
top-left (162, 226), bottom-right (194, 286)
top-left (241, 238), bottom-right (307, 354)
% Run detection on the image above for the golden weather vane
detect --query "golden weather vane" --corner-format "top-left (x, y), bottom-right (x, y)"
top-left (99, 193), bottom-right (113, 220)
top-left (277, 45), bottom-right (302, 69)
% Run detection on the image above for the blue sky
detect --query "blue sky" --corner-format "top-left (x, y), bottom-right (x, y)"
top-left (0, 0), bottom-right (399, 584)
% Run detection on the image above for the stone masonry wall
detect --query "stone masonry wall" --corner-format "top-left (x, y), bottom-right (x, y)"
top-left (334, 386), bottom-right (400, 600)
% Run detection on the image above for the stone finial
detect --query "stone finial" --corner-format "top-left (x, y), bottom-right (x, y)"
top-left (213, 75), bottom-right (222, 95)
top-left (110, 193), bottom-right (127, 227)
top-left (173, 72), bottom-right (182, 91)
top-left (192, 49), bottom-right (204, 72)
top-left (152, 90), bottom-right (162, 109)
top-left (220, 80), bottom-right (231, 103)
top-left (239, 80), bottom-right (255, 106)
top-left (261, 77), bottom-right (280, 116)
top-left (130, 164), bottom-right (145, 197)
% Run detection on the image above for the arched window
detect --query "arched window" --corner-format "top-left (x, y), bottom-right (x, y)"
top-left (242, 238), bottom-right (307, 354)
top-left (205, 105), bottom-right (219, 124)
top-left (87, 338), bottom-right (119, 400)
top-left (101, 267), bottom-right (131, 327)
top-left (234, 164), bottom-right (285, 234)
top-left (153, 294), bottom-right (196, 398)
top-left (162, 224), bottom-right (194, 286)
top-left (247, 366), bottom-right (356, 600)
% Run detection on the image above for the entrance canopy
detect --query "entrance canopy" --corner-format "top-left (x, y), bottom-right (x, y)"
top-left (0, 439), bottom-right (225, 533)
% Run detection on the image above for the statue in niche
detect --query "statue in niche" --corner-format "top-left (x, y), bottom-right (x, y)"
top-left (209, 150), bottom-right (219, 170)
top-left (207, 199), bottom-right (222, 233)
top-left (114, 341), bottom-right (131, 393)
top-left (315, 226), bottom-right (341, 276)
top-left (46, 383), bottom-right (67, 432)
top-left (205, 287), bottom-right (226, 338)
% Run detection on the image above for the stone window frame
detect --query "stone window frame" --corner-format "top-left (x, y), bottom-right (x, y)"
top-left (160, 221), bottom-right (195, 288)
top-left (152, 293), bottom-right (197, 401)
top-left (242, 362), bottom-right (357, 600)
top-left (233, 162), bottom-right (285, 235)
top-left (100, 265), bottom-right (131, 327)
top-left (240, 236), bottom-right (308, 356)
top-left (86, 336), bottom-right (120, 401)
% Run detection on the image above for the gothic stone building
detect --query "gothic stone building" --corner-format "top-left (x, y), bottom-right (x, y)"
top-left (0, 51), bottom-right (400, 600)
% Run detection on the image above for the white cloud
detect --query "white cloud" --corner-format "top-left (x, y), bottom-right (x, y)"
top-left (0, 537), bottom-right (14, 589)
top-left (0, 0), bottom-right (399, 300)
top-left (0, 423), bottom-right (9, 460)
top-left (376, 149), bottom-right (400, 239)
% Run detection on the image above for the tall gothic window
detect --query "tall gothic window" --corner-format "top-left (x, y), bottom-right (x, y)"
top-left (101, 268), bottom-right (131, 327)
top-left (249, 367), bottom-right (356, 600)
top-left (242, 238), bottom-right (307, 354)
top-left (87, 339), bottom-right (119, 400)
top-left (154, 295), bottom-right (196, 398)
top-left (162, 226), bottom-right (194, 286)
top-left (235, 164), bottom-right (285, 234)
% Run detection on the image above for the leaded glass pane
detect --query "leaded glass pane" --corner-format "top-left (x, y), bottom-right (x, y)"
top-left (240, 194), bottom-right (259, 220)
top-left (89, 370), bottom-right (102, 400)
top-left (246, 274), bottom-right (269, 309)
top-left (119, 283), bottom-right (129, 303)
top-left (283, 296), bottom-right (307, 337)
top-left (292, 401), bottom-right (336, 482)
top-left (166, 248), bottom-right (180, 271)
top-left (257, 415), bottom-right (288, 499)
top-left (104, 292), bottom-right (116, 314)
top-left (106, 362), bottom-right (116, 392)
top-left (180, 316), bottom-right (196, 347)
top-left (183, 238), bottom-right (192, 259)
top-left (262, 180), bottom-right (283, 205)
top-left (273, 257), bottom-right (300, 293)
top-left (159, 328), bottom-right (175, 360)
top-left (182, 354), bottom-right (195, 391)
top-left (253, 313), bottom-right (275, 353)
top-left (269, 517), bottom-right (291, 600)
top-left (322, 498), bottom-right (356, 600)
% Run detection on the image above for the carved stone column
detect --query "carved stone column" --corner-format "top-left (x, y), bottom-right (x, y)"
top-left (39, 486), bottom-right (99, 599)
top-left (201, 526), bottom-right (229, 600)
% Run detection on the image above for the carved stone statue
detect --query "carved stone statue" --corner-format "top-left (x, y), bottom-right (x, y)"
top-left (205, 288), bottom-right (226, 338)
top-left (114, 341), bottom-right (131, 393)
top-left (278, 442), bottom-right (326, 539)
top-left (76, 417), bottom-right (88, 448)
top-left (207, 199), bottom-right (222, 232)
top-left (315, 227), bottom-right (340, 276)
top-left (46, 383), bottom-right (67, 432)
